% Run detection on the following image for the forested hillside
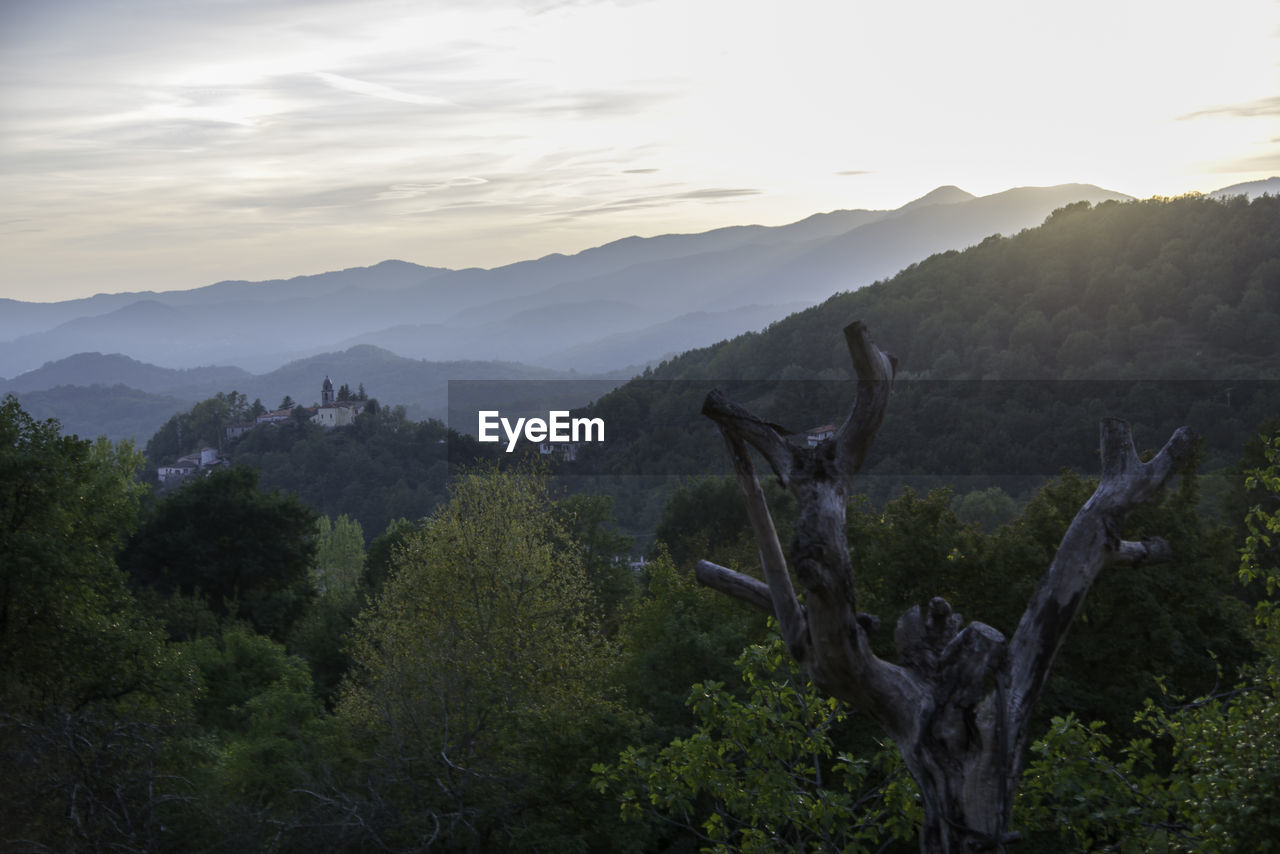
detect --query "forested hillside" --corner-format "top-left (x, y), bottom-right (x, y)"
top-left (578, 194), bottom-right (1280, 513)
top-left (650, 193), bottom-right (1279, 382)
top-left (142, 391), bottom-right (500, 540)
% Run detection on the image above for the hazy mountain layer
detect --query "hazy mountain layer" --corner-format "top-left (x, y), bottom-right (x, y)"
top-left (1, 183), bottom-right (1132, 377)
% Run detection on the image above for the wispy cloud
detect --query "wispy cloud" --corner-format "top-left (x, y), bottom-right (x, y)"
top-left (313, 71), bottom-right (458, 107)
top-left (1205, 149), bottom-right (1280, 173)
top-left (677, 188), bottom-right (762, 200)
top-left (554, 187), bottom-right (762, 218)
top-left (375, 178), bottom-right (489, 200)
top-left (1178, 95), bottom-right (1280, 120)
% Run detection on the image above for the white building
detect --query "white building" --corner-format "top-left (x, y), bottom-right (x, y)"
top-left (805, 424), bottom-right (836, 447)
top-left (157, 447), bottom-right (221, 483)
top-left (311, 375), bottom-right (365, 428)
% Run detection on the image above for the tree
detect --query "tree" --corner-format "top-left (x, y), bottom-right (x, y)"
top-left (556, 492), bottom-right (636, 627)
top-left (0, 394), bottom-right (163, 712)
top-left (694, 323), bottom-right (1194, 852)
top-left (0, 395), bottom-right (195, 850)
top-left (598, 634), bottom-right (920, 853)
top-left (613, 556), bottom-right (767, 742)
top-left (290, 514), bottom-right (368, 705)
top-left (337, 467), bottom-right (636, 850)
top-left (144, 390), bottom-right (256, 466)
top-left (279, 395), bottom-right (295, 410)
top-left (121, 465), bottom-right (317, 640)
top-left (363, 516), bottom-right (420, 593)
top-left (312, 514), bottom-right (365, 593)
top-left (177, 624), bottom-right (325, 841)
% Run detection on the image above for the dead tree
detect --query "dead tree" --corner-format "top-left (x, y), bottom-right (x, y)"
top-left (695, 321), bottom-right (1194, 853)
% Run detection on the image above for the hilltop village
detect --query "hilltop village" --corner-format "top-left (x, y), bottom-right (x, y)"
top-left (157, 376), bottom-right (364, 483)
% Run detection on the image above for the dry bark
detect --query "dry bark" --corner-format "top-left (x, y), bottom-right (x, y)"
top-left (695, 321), bottom-right (1194, 852)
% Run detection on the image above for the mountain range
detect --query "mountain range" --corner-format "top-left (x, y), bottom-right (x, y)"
top-left (2, 183), bottom-right (1142, 378)
top-left (4, 178), bottom-right (1275, 444)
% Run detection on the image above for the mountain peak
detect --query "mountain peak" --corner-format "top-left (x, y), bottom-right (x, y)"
top-left (897, 185), bottom-right (977, 213)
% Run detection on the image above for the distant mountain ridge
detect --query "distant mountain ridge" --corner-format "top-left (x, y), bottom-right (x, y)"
top-left (1, 346), bottom-right (628, 444)
top-left (0, 259), bottom-right (448, 340)
top-left (0, 352), bottom-right (252, 396)
top-left (0, 182), bottom-right (1137, 378)
top-left (1209, 176), bottom-right (1280, 199)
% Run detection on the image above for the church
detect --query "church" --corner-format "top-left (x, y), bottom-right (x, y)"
top-left (310, 375), bottom-right (365, 428)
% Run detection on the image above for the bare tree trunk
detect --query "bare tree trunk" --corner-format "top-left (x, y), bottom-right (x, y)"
top-left (695, 321), bottom-right (1193, 852)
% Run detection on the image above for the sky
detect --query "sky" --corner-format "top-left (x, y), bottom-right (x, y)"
top-left (2, 0), bottom-right (1278, 303)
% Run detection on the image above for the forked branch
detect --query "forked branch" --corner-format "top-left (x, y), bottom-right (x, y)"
top-left (696, 321), bottom-right (909, 723)
top-left (1005, 419), bottom-right (1196, 760)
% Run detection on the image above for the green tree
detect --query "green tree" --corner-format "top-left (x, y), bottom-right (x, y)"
top-left (597, 634), bottom-right (920, 853)
top-left (288, 515), bottom-right (368, 706)
top-left (312, 513), bottom-right (365, 593)
top-left (0, 394), bottom-right (168, 712)
top-left (950, 485), bottom-right (1020, 531)
top-left (0, 395), bottom-right (196, 850)
top-left (556, 492), bottom-right (636, 627)
top-left (121, 466), bottom-right (317, 640)
top-left (337, 467), bottom-right (636, 851)
top-left (655, 475), bottom-right (796, 572)
top-left (144, 390), bottom-right (255, 466)
top-left (614, 556), bottom-right (767, 741)
top-left (363, 516), bottom-right (420, 593)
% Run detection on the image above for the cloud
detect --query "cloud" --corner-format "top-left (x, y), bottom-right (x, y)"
top-left (623, 168), bottom-right (658, 174)
top-left (676, 188), bottom-right (762, 200)
top-left (313, 71), bottom-right (458, 107)
top-left (531, 88), bottom-right (674, 117)
top-left (1178, 95), bottom-right (1280, 120)
top-left (554, 187), bottom-right (762, 218)
top-left (836, 169), bottom-right (871, 176)
top-left (375, 178), bottom-right (489, 200)
top-left (1204, 148), bottom-right (1280, 173)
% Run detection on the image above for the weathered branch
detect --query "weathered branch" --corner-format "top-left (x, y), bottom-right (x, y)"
top-left (701, 390), bottom-right (797, 485)
top-left (694, 560), bottom-right (774, 615)
top-left (695, 559), bottom-right (882, 634)
top-left (701, 321), bottom-right (914, 728)
top-left (718, 429), bottom-right (809, 660)
top-left (1006, 418), bottom-right (1195, 766)
top-left (835, 321), bottom-right (898, 478)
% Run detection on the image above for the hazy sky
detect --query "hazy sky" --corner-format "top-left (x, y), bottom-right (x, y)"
top-left (3, 0), bottom-right (1278, 302)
